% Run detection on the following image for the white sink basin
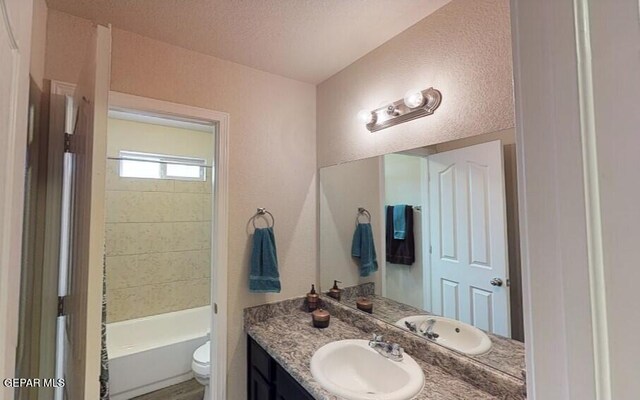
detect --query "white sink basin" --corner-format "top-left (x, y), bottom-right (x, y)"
top-left (310, 339), bottom-right (424, 400)
top-left (395, 315), bottom-right (492, 356)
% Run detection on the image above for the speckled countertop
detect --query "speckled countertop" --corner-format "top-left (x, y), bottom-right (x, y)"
top-left (247, 307), bottom-right (498, 399)
top-left (245, 298), bottom-right (525, 400)
top-left (337, 291), bottom-right (526, 380)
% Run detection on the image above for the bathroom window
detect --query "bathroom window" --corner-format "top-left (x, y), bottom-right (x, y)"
top-left (119, 151), bottom-right (206, 181)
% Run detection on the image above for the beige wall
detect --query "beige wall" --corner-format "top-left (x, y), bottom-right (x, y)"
top-left (105, 118), bottom-right (212, 322)
top-left (319, 157), bottom-right (383, 292)
top-left (317, 0), bottom-right (513, 167)
top-left (45, 10), bottom-right (316, 399)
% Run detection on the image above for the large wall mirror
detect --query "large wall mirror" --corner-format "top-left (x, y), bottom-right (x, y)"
top-left (319, 129), bottom-right (525, 379)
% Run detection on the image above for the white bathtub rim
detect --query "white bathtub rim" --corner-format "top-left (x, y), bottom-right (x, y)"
top-left (107, 305), bottom-right (211, 360)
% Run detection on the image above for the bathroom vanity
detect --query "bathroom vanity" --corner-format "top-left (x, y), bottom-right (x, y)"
top-left (244, 297), bottom-right (525, 400)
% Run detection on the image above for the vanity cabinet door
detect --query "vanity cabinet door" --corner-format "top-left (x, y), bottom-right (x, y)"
top-left (248, 337), bottom-right (275, 400)
top-left (248, 336), bottom-right (314, 400)
top-left (275, 364), bottom-right (314, 400)
top-left (250, 372), bottom-right (272, 400)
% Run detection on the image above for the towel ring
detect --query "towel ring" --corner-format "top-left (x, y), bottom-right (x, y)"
top-left (251, 208), bottom-right (275, 229)
top-left (356, 207), bottom-right (371, 225)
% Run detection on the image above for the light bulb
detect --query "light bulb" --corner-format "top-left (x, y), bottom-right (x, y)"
top-left (358, 109), bottom-right (375, 124)
top-left (403, 89), bottom-right (425, 108)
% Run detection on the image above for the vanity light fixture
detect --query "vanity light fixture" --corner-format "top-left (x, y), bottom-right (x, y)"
top-left (357, 109), bottom-right (377, 125)
top-left (359, 87), bottom-right (441, 132)
top-left (403, 89), bottom-right (425, 108)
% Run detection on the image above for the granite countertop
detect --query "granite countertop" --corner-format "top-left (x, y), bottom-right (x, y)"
top-left (246, 307), bottom-right (501, 400)
top-left (338, 291), bottom-right (526, 380)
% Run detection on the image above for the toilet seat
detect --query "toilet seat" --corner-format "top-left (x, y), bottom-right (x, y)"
top-left (192, 341), bottom-right (210, 376)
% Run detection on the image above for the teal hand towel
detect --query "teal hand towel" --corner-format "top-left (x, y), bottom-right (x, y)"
top-left (249, 227), bottom-right (281, 293)
top-left (351, 223), bottom-right (378, 277)
top-left (393, 204), bottom-right (407, 240)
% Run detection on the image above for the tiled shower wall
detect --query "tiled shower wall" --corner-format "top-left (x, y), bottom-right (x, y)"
top-left (104, 163), bottom-right (212, 322)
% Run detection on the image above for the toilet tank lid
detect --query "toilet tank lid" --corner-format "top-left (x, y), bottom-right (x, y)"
top-left (193, 341), bottom-right (210, 364)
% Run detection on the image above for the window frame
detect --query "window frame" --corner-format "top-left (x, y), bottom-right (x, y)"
top-left (118, 150), bottom-right (207, 181)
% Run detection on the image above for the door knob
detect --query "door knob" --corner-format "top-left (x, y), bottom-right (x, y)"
top-left (490, 278), bottom-right (503, 287)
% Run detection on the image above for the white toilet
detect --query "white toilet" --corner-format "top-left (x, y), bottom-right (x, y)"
top-left (192, 340), bottom-right (211, 399)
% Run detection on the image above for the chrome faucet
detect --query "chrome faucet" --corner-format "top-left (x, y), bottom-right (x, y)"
top-left (423, 319), bottom-right (439, 340)
top-left (404, 321), bottom-right (418, 333)
top-left (368, 334), bottom-right (404, 362)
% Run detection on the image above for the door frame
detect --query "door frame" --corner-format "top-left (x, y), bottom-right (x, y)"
top-left (108, 91), bottom-right (229, 400)
top-left (0, 0), bottom-right (34, 395)
top-left (50, 80), bottom-right (75, 400)
top-left (511, 0), bottom-right (610, 398)
top-left (50, 84), bottom-right (229, 400)
top-left (419, 157), bottom-right (431, 312)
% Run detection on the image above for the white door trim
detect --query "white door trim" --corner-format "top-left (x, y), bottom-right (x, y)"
top-left (420, 157), bottom-right (431, 311)
top-left (511, 0), bottom-right (603, 398)
top-left (572, 0), bottom-right (611, 397)
top-left (108, 91), bottom-right (229, 400)
top-left (0, 0), bottom-right (33, 395)
top-left (378, 156), bottom-right (387, 297)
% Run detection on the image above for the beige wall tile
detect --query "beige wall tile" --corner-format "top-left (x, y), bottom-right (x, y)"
top-left (108, 284), bottom-right (159, 322)
top-left (105, 223), bottom-right (143, 256)
top-left (105, 255), bottom-right (137, 290)
top-left (105, 191), bottom-right (143, 223)
top-left (174, 180), bottom-right (206, 193)
top-left (198, 221), bottom-right (212, 250)
top-left (203, 194), bottom-right (212, 221)
top-left (147, 222), bottom-right (174, 253)
top-left (204, 174), bottom-right (212, 194)
top-left (167, 222), bottom-right (202, 252)
top-left (139, 192), bottom-right (172, 222)
top-left (105, 146), bottom-right (214, 321)
top-left (194, 250), bottom-right (211, 279)
top-left (107, 278), bottom-right (211, 323)
top-left (171, 193), bottom-right (204, 221)
top-left (157, 278), bottom-right (210, 311)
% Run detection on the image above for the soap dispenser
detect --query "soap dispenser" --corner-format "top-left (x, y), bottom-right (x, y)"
top-left (328, 280), bottom-right (342, 301)
top-left (306, 284), bottom-right (319, 311)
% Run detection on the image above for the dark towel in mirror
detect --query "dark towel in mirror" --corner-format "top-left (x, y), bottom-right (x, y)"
top-left (386, 205), bottom-right (415, 265)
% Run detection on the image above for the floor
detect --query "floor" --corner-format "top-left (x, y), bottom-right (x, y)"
top-left (132, 379), bottom-right (204, 400)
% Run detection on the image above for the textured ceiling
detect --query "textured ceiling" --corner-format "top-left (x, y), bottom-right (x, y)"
top-left (45, 0), bottom-right (451, 83)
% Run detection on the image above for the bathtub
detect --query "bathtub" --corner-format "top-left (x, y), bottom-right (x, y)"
top-left (107, 306), bottom-right (210, 400)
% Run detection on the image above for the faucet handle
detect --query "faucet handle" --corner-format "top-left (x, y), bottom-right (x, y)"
top-left (372, 333), bottom-right (383, 342)
top-left (391, 343), bottom-right (404, 357)
top-left (404, 321), bottom-right (417, 333)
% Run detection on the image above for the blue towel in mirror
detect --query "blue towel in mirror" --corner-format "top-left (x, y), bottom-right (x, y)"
top-left (351, 223), bottom-right (378, 277)
top-left (393, 204), bottom-right (407, 239)
top-left (249, 227), bottom-right (281, 293)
